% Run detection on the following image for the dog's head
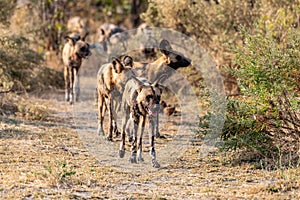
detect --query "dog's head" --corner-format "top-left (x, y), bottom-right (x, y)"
top-left (119, 55), bottom-right (134, 69)
top-left (159, 39), bottom-right (191, 70)
top-left (136, 85), bottom-right (160, 117)
top-left (131, 76), bottom-right (164, 117)
top-left (65, 32), bottom-right (91, 60)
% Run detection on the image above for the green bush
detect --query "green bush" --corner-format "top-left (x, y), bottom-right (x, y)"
top-left (223, 14), bottom-right (300, 166)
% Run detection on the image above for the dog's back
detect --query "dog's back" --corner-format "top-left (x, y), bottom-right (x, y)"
top-left (97, 23), bottom-right (124, 43)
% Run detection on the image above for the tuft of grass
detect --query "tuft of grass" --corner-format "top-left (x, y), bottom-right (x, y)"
top-left (43, 159), bottom-right (76, 188)
top-left (0, 93), bottom-right (50, 121)
top-left (17, 102), bottom-right (49, 121)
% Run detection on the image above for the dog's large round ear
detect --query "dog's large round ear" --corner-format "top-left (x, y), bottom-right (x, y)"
top-left (112, 57), bottom-right (124, 73)
top-left (81, 32), bottom-right (89, 41)
top-left (100, 28), bottom-right (105, 35)
top-left (65, 36), bottom-right (76, 46)
top-left (159, 39), bottom-right (172, 55)
top-left (122, 55), bottom-right (133, 68)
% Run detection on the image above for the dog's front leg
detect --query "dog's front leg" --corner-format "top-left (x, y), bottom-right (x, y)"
top-left (73, 68), bottom-right (80, 102)
top-left (137, 115), bottom-right (146, 163)
top-left (129, 117), bottom-right (138, 164)
top-left (69, 67), bottom-right (74, 104)
top-left (149, 117), bottom-right (160, 168)
top-left (64, 66), bottom-right (70, 102)
top-left (155, 112), bottom-right (161, 138)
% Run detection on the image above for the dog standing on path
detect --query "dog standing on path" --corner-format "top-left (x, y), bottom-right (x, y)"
top-left (130, 39), bottom-right (191, 138)
top-left (96, 56), bottom-right (134, 141)
top-left (119, 76), bottom-right (164, 168)
top-left (62, 33), bottom-right (91, 104)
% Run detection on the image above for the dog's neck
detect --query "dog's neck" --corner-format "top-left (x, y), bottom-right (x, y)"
top-left (151, 55), bottom-right (170, 66)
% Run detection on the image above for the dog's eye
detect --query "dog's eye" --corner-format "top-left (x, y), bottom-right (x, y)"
top-left (146, 95), bottom-right (153, 101)
top-left (80, 46), bottom-right (87, 51)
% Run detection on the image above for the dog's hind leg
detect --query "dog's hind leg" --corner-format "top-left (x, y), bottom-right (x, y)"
top-left (149, 117), bottom-right (160, 168)
top-left (129, 117), bottom-right (138, 164)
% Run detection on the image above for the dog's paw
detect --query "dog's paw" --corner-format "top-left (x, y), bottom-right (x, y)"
top-left (156, 132), bottom-right (166, 139)
top-left (75, 96), bottom-right (80, 102)
top-left (155, 131), bottom-right (161, 138)
top-left (152, 160), bottom-right (160, 168)
top-left (119, 149), bottom-right (125, 158)
top-left (65, 93), bottom-right (70, 102)
top-left (158, 135), bottom-right (166, 139)
top-left (137, 156), bottom-right (144, 163)
top-left (106, 136), bottom-right (113, 141)
top-left (129, 156), bottom-right (137, 164)
top-left (114, 129), bottom-right (121, 137)
top-left (97, 127), bottom-right (104, 136)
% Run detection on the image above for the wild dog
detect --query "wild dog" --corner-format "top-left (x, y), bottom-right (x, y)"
top-left (63, 33), bottom-right (91, 104)
top-left (97, 23), bottom-right (124, 43)
top-left (119, 76), bottom-right (164, 168)
top-left (136, 23), bottom-right (157, 59)
top-left (129, 39), bottom-right (191, 137)
top-left (96, 56), bottom-right (134, 141)
top-left (133, 39), bottom-right (191, 81)
top-left (96, 23), bottom-right (124, 51)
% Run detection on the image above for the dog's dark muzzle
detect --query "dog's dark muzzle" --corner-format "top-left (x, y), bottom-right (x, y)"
top-left (147, 103), bottom-right (160, 117)
top-left (84, 50), bottom-right (92, 59)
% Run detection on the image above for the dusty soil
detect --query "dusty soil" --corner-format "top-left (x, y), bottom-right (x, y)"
top-left (1, 61), bottom-right (300, 199)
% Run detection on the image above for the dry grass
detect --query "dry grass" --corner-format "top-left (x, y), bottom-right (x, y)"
top-left (0, 92), bottom-right (300, 199)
